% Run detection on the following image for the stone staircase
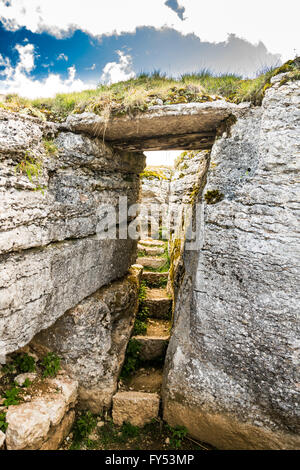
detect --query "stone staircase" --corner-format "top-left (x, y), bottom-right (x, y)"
top-left (112, 238), bottom-right (172, 427)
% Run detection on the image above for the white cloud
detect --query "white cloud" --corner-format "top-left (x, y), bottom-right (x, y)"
top-left (57, 53), bottom-right (68, 61)
top-left (0, 44), bottom-right (93, 98)
top-left (85, 63), bottom-right (96, 71)
top-left (15, 43), bottom-right (35, 73)
top-left (0, 0), bottom-right (298, 62)
top-left (100, 51), bottom-right (135, 84)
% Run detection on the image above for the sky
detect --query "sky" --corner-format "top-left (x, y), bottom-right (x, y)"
top-left (0, 0), bottom-right (299, 164)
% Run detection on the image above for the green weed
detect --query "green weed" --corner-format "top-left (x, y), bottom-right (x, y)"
top-left (41, 352), bottom-right (61, 378)
top-left (43, 138), bottom-right (58, 156)
top-left (120, 339), bottom-right (141, 378)
top-left (2, 386), bottom-right (22, 406)
top-left (71, 411), bottom-right (97, 449)
top-left (167, 424), bottom-right (188, 449)
top-left (121, 422), bottom-right (140, 439)
top-left (13, 353), bottom-right (36, 373)
top-left (15, 151), bottom-right (45, 193)
top-left (0, 412), bottom-right (8, 433)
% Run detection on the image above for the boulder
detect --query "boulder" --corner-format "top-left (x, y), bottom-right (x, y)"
top-left (163, 75), bottom-right (300, 450)
top-left (5, 374), bottom-right (78, 450)
top-left (112, 391), bottom-right (160, 427)
top-left (31, 266), bottom-right (143, 413)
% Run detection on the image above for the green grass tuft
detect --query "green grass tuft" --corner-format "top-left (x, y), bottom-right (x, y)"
top-left (2, 59), bottom-right (298, 122)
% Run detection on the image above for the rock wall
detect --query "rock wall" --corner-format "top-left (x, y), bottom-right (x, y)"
top-left (163, 74), bottom-right (300, 449)
top-left (0, 110), bottom-right (145, 357)
top-left (31, 265), bottom-right (143, 414)
top-left (167, 151), bottom-right (210, 302)
top-left (139, 167), bottom-right (171, 237)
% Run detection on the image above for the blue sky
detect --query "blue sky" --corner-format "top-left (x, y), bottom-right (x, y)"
top-left (0, 0), bottom-right (299, 98)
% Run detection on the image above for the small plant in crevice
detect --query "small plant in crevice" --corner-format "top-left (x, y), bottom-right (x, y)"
top-left (133, 281), bottom-right (149, 335)
top-left (41, 352), bottom-right (61, 378)
top-left (121, 422), bottom-right (140, 439)
top-left (138, 281), bottom-right (147, 301)
top-left (2, 386), bottom-right (22, 407)
top-left (43, 138), bottom-right (58, 156)
top-left (1, 361), bottom-right (17, 375)
top-left (70, 411), bottom-right (97, 449)
top-left (15, 150), bottom-right (46, 193)
top-left (166, 424), bottom-right (188, 449)
top-left (204, 189), bottom-right (224, 205)
top-left (120, 339), bottom-right (141, 378)
top-left (145, 276), bottom-right (168, 289)
top-left (0, 412), bottom-right (8, 433)
top-left (22, 378), bottom-right (32, 388)
top-left (137, 249), bottom-right (147, 258)
top-left (13, 353), bottom-right (36, 373)
top-left (133, 305), bottom-right (149, 335)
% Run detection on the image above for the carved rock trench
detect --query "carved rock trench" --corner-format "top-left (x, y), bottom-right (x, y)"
top-left (0, 75), bottom-right (299, 449)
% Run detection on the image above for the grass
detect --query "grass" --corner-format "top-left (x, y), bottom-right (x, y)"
top-left (15, 150), bottom-right (45, 192)
top-left (144, 276), bottom-right (168, 289)
top-left (71, 411), bottom-right (97, 450)
top-left (1, 59), bottom-right (298, 122)
top-left (120, 339), bottom-right (142, 378)
top-left (66, 416), bottom-right (207, 451)
top-left (41, 352), bottom-right (61, 378)
top-left (140, 168), bottom-right (169, 180)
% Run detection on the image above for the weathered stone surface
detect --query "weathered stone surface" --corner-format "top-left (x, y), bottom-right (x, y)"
top-left (138, 257), bottom-right (166, 269)
top-left (0, 237), bottom-right (136, 356)
top-left (0, 111), bottom-right (145, 357)
top-left (139, 239), bottom-right (165, 247)
top-left (31, 266), bottom-right (143, 413)
top-left (0, 110), bottom-right (56, 157)
top-left (0, 430), bottom-right (5, 449)
top-left (133, 336), bottom-right (168, 361)
top-left (167, 150), bottom-right (210, 299)
top-left (5, 373), bottom-right (77, 450)
top-left (40, 410), bottom-right (75, 451)
top-left (144, 288), bottom-right (172, 319)
top-left (0, 130), bottom-right (144, 255)
top-left (112, 391), bottom-right (160, 426)
top-left (139, 168), bottom-right (171, 238)
top-left (138, 244), bottom-right (164, 255)
top-left (163, 75), bottom-right (300, 449)
top-left (142, 271), bottom-right (168, 287)
top-left (14, 373), bottom-right (37, 387)
top-left (65, 101), bottom-right (240, 151)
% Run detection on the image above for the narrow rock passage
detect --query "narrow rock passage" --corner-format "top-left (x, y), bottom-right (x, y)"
top-left (112, 238), bottom-right (172, 427)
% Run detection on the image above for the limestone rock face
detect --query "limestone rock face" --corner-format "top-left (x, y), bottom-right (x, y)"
top-left (167, 150), bottom-right (210, 300)
top-left (0, 430), bottom-right (5, 449)
top-left (64, 101), bottom-right (240, 151)
top-left (31, 266), bottom-right (143, 413)
top-left (5, 373), bottom-right (78, 450)
top-left (112, 391), bottom-right (160, 427)
top-left (139, 168), bottom-right (171, 238)
top-left (0, 111), bottom-right (145, 357)
top-left (163, 75), bottom-right (300, 450)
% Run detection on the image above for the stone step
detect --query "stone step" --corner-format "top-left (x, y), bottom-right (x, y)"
top-left (133, 335), bottom-right (169, 361)
top-left (138, 257), bottom-right (166, 270)
top-left (147, 318), bottom-right (171, 337)
top-left (139, 239), bottom-right (165, 247)
top-left (142, 271), bottom-right (168, 288)
top-left (138, 244), bottom-right (165, 256)
top-left (119, 367), bottom-right (163, 394)
top-left (112, 391), bottom-right (160, 427)
top-left (145, 288), bottom-right (172, 319)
